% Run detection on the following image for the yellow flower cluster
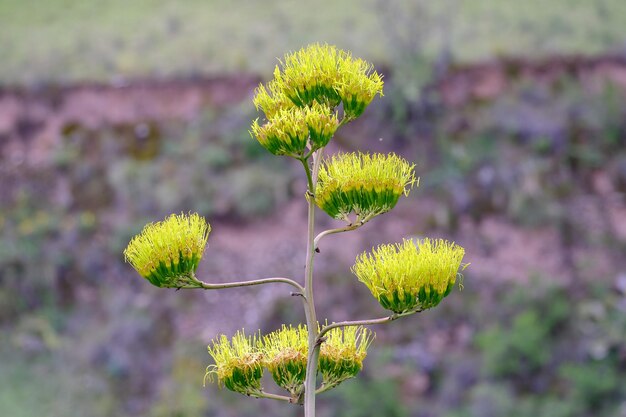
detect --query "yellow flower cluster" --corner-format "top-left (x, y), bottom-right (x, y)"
top-left (315, 152), bottom-right (417, 220)
top-left (123, 213), bottom-right (210, 287)
top-left (205, 331), bottom-right (263, 395)
top-left (206, 324), bottom-right (373, 397)
top-left (253, 80), bottom-right (293, 120)
top-left (261, 324), bottom-right (309, 397)
top-left (319, 326), bottom-right (373, 389)
top-left (250, 103), bottom-right (338, 157)
top-left (272, 43), bottom-right (343, 109)
top-left (251, 44), bottom-right (384, 157)
top-left (336, 57), bottom-right (384, 119)
top-left (352, 238), bottom-right (467, 313)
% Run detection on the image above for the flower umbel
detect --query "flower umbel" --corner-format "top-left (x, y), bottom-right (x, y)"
top-left (205, 331), bottom-right (264, 395)
top-left (250, 103), bottom-right (338, 157)
top-left (259, 323), bottom-right (373, 397)
top-left (253, 80), bottom-right (294, 120)
top-left (261, 324), bottom-right (309, 398)
top-left (352, 238), bottom-right (467, 313)
top-left (253, 43), bottom-right (384, 122)
top-left (315, 152), bottom-right (417, 221)
top-left (274, 43), bottom-right (343, 108)
top-left (336, 56), bottom-right (384, 119)
top-left (123, 213), bottom-right (210, 287)
top-left (319, 326), bottom-right (373, 389)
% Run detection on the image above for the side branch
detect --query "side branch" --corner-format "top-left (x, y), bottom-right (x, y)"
top-left (183, 275), bottom-right (304, 293)
top-left (252, 391), bottom-right (295, 403)
top-left (313, 213), bottom-right (375, 251)
top-left (317, 308), bottom-right (423, 340)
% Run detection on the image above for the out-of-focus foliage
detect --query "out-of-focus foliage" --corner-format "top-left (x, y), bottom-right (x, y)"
top-left (1, 0), bottom-right (625, 84)
top-left (317, 279), bottom-right (626, 417)
top-left (454, 281), bottom-right (626, 417)
top-left (0, 104), bottom-right (290, 321)
top-left (419, 76), bottom-right (626, 240)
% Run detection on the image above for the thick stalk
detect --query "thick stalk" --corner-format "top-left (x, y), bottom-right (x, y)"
top-left (301, 152), bottom-right (321, 417)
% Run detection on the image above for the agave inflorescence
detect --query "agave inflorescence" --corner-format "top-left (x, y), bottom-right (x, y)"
top-left (335, 56), bottom-right (384, 119)
top-left (250, 103), bottom-right (338, 157)
top-left (124, 43), bottom-right (469, 416)
top-left (254, 43), bottom-right (383, 113)
top-left (315, 152), bottom-right (417, 221)
top-left (352, 238), bottom-right (467, 313)
top-left (123, 213), bottom-right (210, 288)
top-left (205, 331), bottom-right (264, 395)
top-left (319, 326), bottom-right (373, 389)
top-left (206, 324), bottom-right (374, 401)
top-left (273, 43), bottom-right (343, 109)
top-left (261, 324), bottom-right (309, 398)
top-left (251, 43), bottom-right (383, 158)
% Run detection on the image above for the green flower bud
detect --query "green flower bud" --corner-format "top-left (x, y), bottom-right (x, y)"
top-left (123, 213), bottom-right (210, 288)
top-left (251, 103), bottom-right (338, 157)
top-left (352, 238), bottom-right (467, 313)
top-left (261, 324), bottom-right (308, 397)
top-left (315, 152), bottom-right (417, 220)
top-left (205, 331), bottom-right (264, 395)
top-left (319, 326), bottom-right (373, 389)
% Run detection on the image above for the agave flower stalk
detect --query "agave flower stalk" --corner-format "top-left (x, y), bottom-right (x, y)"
top-left (123, 43), bottom-right (469, 417)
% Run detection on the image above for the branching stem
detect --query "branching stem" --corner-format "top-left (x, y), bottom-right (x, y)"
top-left (317, 308), bottom-right (423, 341)
top-left (252, 390), bottom-right (294, 403)
top-left (185, 275), bottom-right (304, 293)
top-left (313, 213), bottom-right (376, 251)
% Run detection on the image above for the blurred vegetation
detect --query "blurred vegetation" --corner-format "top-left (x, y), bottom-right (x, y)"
top-left (0, 103), bottom-right (290, 321)
top-left (425, 75), bottom-right (626, 229)
top-left (1, 0), bottom-right (626, 84)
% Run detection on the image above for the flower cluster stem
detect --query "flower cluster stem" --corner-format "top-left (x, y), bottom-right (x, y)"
top-left (187, 275), bottom-right (304, 293)
top-left (254, 391), bottom-right (294, 403)
top-left (313, 212), bottom-right (376, 251)
top-left (317, 308), bottom-right (423, 340)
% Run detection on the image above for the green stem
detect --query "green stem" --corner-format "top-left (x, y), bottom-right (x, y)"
top-left (313, 213), bottom-right (376, 251)
top-left (338, 116), bottom-right (352, 128)
top-left (253, 390), bottom-right (294, 403)
top-left (317, 308), bottom-right (423, 341)
top-left (315, 382), bottom-right (339, 395)
top-left (301, 158), bottom-right (315, 196)
top-left (187, 275), bottom-right (304, 293)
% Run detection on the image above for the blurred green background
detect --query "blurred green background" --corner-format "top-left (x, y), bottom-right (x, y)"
top-left (1, 1), bottom-right (626, 416)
